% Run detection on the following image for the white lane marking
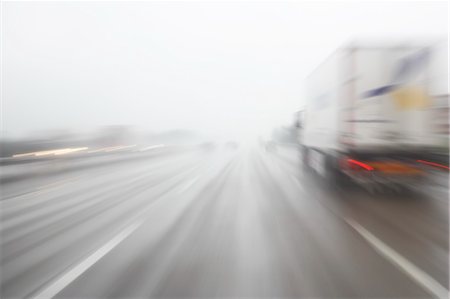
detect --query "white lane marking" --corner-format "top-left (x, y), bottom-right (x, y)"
top-left (345, 218), bottom-right (449, 299)
top-left (31, 220), bottom-right (143, 299)
top-left (177, 176), bottom-right (199, 194)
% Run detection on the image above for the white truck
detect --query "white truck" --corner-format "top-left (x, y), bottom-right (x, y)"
top-left (297, 41), bottom-right (448, 190)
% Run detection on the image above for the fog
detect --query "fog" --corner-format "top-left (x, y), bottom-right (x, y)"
top-left (2, 1), bottom-right (447, 140)
top-left (1, 2), bottom-right (449, 299)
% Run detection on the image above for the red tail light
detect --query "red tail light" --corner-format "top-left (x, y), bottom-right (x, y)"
top-left (347, 159), bottom-right (374, 171)
top-left (416, 160), bottom-right (450, 170)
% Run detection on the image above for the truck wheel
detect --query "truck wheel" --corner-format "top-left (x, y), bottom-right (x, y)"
top-left (326, 155), bottom-right (353, 190)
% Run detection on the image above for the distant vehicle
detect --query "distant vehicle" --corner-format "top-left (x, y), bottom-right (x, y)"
top-left (297, 41), bottom-right (449, 191)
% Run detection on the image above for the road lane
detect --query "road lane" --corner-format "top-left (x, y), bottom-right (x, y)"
top-left (0, 144), bottom-right (448, 298)
top-left (345, 218), bottom-right (448, 299)
top-left (59, 147), bottom-right (437, 297)
top-left (270, 145), bottom-right (449, 290)
top-left (1, 148), bottom-right (234, 298)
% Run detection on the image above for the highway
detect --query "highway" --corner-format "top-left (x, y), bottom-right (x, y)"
top-left (0, 144), bottom-right (448, 298)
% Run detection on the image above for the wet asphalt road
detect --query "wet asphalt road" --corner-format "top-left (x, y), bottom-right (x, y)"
top-left (0, 144), bottom-right (448, 298)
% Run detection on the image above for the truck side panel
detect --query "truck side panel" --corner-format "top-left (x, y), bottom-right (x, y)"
top-left (303, 51), bottom-right (341, 152)
top-left (349, 47), bottom-right (433, 152)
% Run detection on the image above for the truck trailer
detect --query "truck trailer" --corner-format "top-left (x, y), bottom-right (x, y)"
top-left (297, 41), bottom-right (448, 190)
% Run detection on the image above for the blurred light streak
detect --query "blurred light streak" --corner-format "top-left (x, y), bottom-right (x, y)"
top-left (12, 147), bottom-right (88, 158)
top-left (53, 148), bottom-right (89, 156)
top-left (347, 159), bottom-right (374, 171)
top-left (104, 145), bottom-right (137, 152)
top-left (139, 144), bottom-right (165, 152)
top-left (417, 160), bottom-right (450, 170)
top-left (87, 145), bottom-right (136, 153)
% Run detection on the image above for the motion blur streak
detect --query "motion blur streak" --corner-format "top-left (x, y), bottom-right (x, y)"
top-left (12, 147), bottom-right (89, 158)
top-left (30, 220), bottom-right (143, 299)
top-left (417, 160), bottom-right (450, 171)
top-left (0, 142), bottom-right (448, 298)
top-left (1, 1), bottom-right (448, 299)
top-left (347, 159), bottom-right (374, 171)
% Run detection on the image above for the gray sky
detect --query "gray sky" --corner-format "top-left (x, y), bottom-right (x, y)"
top-left (2, 1), bottom-right (448, 139)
